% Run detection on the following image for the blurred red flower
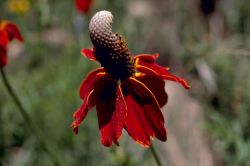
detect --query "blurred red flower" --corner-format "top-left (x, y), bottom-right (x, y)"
top-left (72, 11), bottom-right (190, 147)
top-left (74, 0), bottom-right (93, 14)
top-left (0, 20), bottom-right (23, 68)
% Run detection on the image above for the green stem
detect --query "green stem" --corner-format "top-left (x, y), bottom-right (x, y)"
top-left (1, 68), bottom-right (63, 166)
top-left (150, 144), bottom-right (162, 166)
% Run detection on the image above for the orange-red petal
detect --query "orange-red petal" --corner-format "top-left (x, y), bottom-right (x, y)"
top-left (122, 78), bottom-right (167, 147)
top-left (81, 48), bottom-right (96, 61)
top-left (135, 54), bottom-right (190, 89)
top-left (135, 53), bottom-right (171, 74)
top-left (79, 67), bottom-right (105, 99)
top-left (96, 82), bottom-right (126, 147)
top-left (135, 74), bottom-right (168, 107)
top-left (136, 64), bottom-right (190, 89)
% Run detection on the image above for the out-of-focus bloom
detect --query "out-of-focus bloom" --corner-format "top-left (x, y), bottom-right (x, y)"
top-left (74, 0), bottom-right (93, 14)
top-left (7, 0), bottom-right (30, 14)
top-left (72, 11), bottom-right (190, 147)
top-left (0, 20), bottom-right (23, 68)
top-left (200, 0), bottom-right (216, 16)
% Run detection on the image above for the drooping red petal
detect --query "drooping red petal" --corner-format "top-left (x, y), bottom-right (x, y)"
top-left (136, 64), bottom-right (191, 89)
top-left (127, 78), bottom-right (167, 140)
top-left (96, 82), bottom-right (126, 147)
top-left (122, 78), bottom-right (167, 147)
top-left (2, 21), bottom-right (24, 42)
top-left (0, 31), bottom-right (9, 67)
top-left (134, 53), bottom-right (171, 74)
top-left (72, 68), bottom-right (108, 134)
top-left (75, 0), bottom-right (93, 14)
top-left (134, 53), bottom-right (159, 63)
top-left (0, 47), bottom-right (7, 68)
top-left (134, 54), bottom-right (190, 89)
top-left (81, 48), bottom-right (96, 61)
top-left (0, 30), bottom-right (9, 47)
top-left (71, 95), bottom-right (92, 134)
top-left (79, 67), bottom-right (105, 99)
top-left (123, 94), bottom-right (154, 147)
top-left (135, 74), bottom-right (168, 107)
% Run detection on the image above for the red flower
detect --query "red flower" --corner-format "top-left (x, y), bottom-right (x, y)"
top-left (0, 20), bottom-right (23, 68)
top-left (72, 11), bottom-right (190, 147)
top-left (74, 0), bottom-right (93, 14)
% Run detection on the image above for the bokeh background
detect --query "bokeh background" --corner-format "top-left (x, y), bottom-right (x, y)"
top-left (0, 0), bottom-right (250, 165)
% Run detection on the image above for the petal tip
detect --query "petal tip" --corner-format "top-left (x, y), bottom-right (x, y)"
top-left (81, 48), bottom-right (96, 60)
top-left (136, 140), bottom-right (151, 148)
top-left (101, 140), bottom-right (112, 147)
top-left (153, 53), bottom-right (159, 59)
top-left (182, 81), bottom-right (191, 89)
top-left (71, 123), bottom-right (79, 134)
top-left (115, 141), bottom-right (120, 146)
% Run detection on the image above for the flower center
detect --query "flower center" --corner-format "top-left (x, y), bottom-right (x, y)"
top-left (89, 10), bottom-right (135, 80)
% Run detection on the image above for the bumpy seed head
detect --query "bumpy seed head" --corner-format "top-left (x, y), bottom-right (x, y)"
top-left (89, 10), bottom-right (135, 80)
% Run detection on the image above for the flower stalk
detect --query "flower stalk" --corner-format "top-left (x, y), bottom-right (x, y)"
top-left (150, 144), bottom-right (162, 166)
top-left (0, 68), bottom-right (63, 166)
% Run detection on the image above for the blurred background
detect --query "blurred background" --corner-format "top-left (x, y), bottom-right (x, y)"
top-left (0, 0), bottom-right (250, 165)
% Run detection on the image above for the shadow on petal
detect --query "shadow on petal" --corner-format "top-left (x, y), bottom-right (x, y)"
top-left (79, 67), bottom-right (105, 99)
top-left (96, 82), bottom-right (126, 147)
top-left (122, 78), bottom-right (167, 147)
top-left (135, 74), bottom-right (168, 107)
top-left (73, 69), bottom-right (110, 134)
